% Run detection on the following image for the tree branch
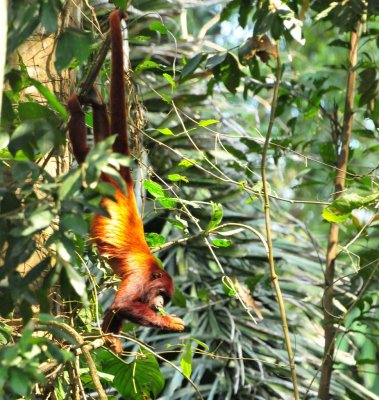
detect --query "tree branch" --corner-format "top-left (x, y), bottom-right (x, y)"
top-left (318, 22), bottom-right (361, 400)
top-left (38, 321), bottom-right (108, 400)
top-left (260, 48), bottom-right (300, 399)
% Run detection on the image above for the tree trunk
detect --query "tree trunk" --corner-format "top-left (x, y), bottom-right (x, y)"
top-left (318, 23), bottom-right (361, 400)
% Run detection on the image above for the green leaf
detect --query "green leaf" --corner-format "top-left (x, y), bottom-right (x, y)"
top-left (238, 0), bottom-right (251, 28)
top-left (55, 28), bottom-right (92, 72)
top-left (157, 127), bottom-right (175, 136)
top-left (12, 161), bottom-right (41, 182)
top-left (21, 258), bottom-right (51, 286)
top-left (0, 325), bottom-right (12, 346)
top-left (28, 78), bottom-right (68, 118)
top-left (18, 102), bottom-right (58, 122)
top-left (129, 35), bottom-right (151, 42)
top-left (328, 39), bottom-right (350, 48)
top-left (9, 119), bottom-right (57, 157)
top-left (63, 263), bottom-right (86, 298)
top-left (59, 169), bottom-right (82, 200)
top-left (323, 192), bottom-right (379, 223)
top-left (206, 202), bottom-right (223, 231)
top-left (245, 273), bottom-right (265, 292)
top-left (167, 174), bottom-right (189, 183)
top-left (199, 119), bottom-right (219, 127)
top-left (180, 341), bottom-right (193, 378)
top-left (158, 198), bottom-right (177, 209)
top-left (211, 239), bottom-right (232, 248)
top-left (180, 53), bottom-right (206, 81)
top-left (178, 159), bottom-right (196, 168)
top-left (1, 191), bottom-right (19, 213)
top-left (40, 0), bottom-right (59, 33)
top-left (172, 288), bottom-right (187, 308)
top-left (84, 135), bottom-right (119, 184)
top-left (206, 53), bottom-right (228, 69)
top-left (146, 233), bottom-right (166, 247)
top-left (61, 215), bottom-right (88, 236)
top-left (96, 182), bottom-right (117, 198)
top-left (163, 73), bottom-right (176, 88)
top-left (168, 217), bottom-right (188, 231)
top-left (1, 93), bottom-right (16, 126)
top-left (6, 3), bottom-right (40, 54)
top-left (149, 21), bottom-right (168, 34)
top-left (333, 192), bottom-right (379, 213)
top-left (21, 210), bottom-right (54, 236)
top-left (161, 93), bottom-right (172, 103)
top-left (190, 337), bottom-right (209, 350)
top-left (144, 180), bottom-right (165, 198)
top-left (113, 0), bottom-right (127, 9)
top-left (102, 348), bottom-right (165, 399)
top-left (135, 60), bottom-right (162, 72)
top-left (9, 368), bottom-right (29, 396)
top-left (221, 0), bottom-right (240, 21)
top-left (222, 278), bottom-right (237, 297)
top-left (212, 53), bottom-right (241, 93)
top-left (322, 207), bottom-right (350, 223)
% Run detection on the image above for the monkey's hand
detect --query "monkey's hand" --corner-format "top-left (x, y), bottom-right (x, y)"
top-left (163, 315), bottom-right (185, 332)
top-left (104, 335), bottom-right (123, 354)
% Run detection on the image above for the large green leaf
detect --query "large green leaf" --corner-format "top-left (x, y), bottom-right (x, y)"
top-left (101, 349), bottom-right (165, 399)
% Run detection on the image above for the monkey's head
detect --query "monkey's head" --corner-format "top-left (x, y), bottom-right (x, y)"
top-left (145, 265), bottom-right (174, 311)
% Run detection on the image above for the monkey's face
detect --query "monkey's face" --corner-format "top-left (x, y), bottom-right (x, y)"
top-left (147, 269), bottom-right (174, 311)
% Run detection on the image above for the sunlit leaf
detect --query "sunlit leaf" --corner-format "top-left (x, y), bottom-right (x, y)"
top-left (135, 60), bottom-right (162, 72)
top-left (199, 119), bottom-right (219, 127)
top-left (168, 174), bottom-right (189, 183)
top-left (163, 73), bottom-right (176, 88)
top-left (180, 341), bottom-right (193, 378)
top-left (157, 127), bottom-right (175, 136)
top-left (178, 159), bottom-right (196, 168)
top-left (149, 21), bottom-right (168, 34)
top-left (322, 207), bottom-right (350, 223)
top-left (206, 202), bottom-right (223, 231)
top-left (144, 180), bottom-right (165, 198)
top-left (146, 232), bottom-right (166, 247)
top-left (211, 238), bottom-right (232, 247)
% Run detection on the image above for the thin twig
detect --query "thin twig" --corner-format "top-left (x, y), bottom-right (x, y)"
top-left (260, 48), bottom-right (299, 399)
top-left (151, 222), bottom-right (268, 254)
top-left (137, 124), bottom-right (330, 206)
top-left (179, 109), bottom-right (362, 179)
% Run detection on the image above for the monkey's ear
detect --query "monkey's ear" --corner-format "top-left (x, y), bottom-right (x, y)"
top-left (152, 272), bottom-right (162, 280)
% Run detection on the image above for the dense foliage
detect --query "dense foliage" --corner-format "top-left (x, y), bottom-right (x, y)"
top-left (0, 0), bottom-right (378, 399)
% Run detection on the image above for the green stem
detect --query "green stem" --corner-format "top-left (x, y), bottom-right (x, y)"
top-left (260, 48), bottom-right (300, 400)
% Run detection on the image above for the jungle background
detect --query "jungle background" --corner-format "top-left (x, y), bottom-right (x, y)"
top-left (0, 0), bottom-right (378, 399)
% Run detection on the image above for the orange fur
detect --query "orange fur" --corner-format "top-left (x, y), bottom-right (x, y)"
top-left (67, 10), bottom-right (184, 354)
top-left (91, 185), bottom-right (152, 277)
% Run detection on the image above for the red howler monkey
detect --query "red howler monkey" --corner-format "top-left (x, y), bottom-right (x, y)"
top-left (67, 10), bottom-right (184, 354)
